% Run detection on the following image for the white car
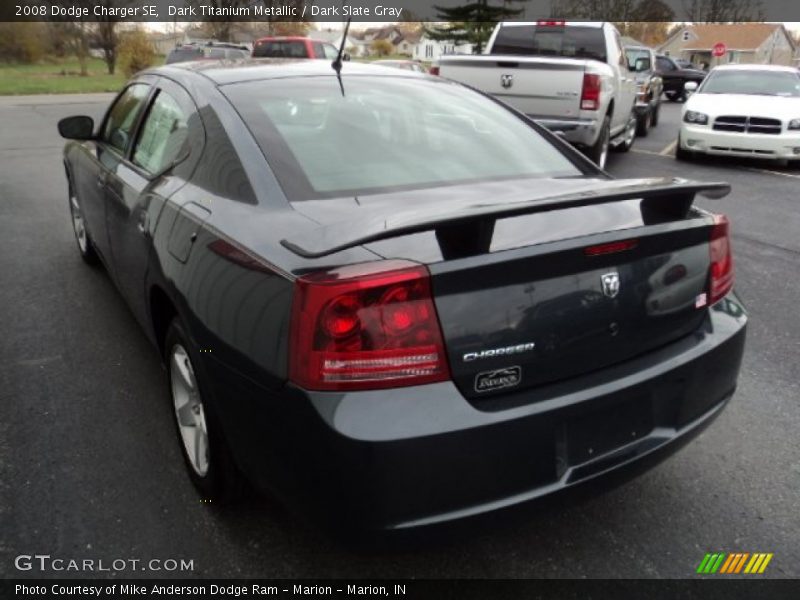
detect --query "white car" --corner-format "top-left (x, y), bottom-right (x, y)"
top-left (677, 64), bottom-right (800, 164)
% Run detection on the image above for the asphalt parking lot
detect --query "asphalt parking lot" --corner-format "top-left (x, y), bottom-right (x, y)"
top-left (1, 94), bottom-right (798, 579)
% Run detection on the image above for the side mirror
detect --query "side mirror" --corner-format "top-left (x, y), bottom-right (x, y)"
top-left (634, 57), bottom-right (651, 72)
top-left (684, 81), bottom-right (699, 94)
top-left (58, 115), bottom-right (95, 140)
top-left (342, 52), bottom-right (351, 62)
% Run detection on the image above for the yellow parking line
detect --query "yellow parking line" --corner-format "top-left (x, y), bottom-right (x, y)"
top-left (660, 141), bottom-right (677, 156)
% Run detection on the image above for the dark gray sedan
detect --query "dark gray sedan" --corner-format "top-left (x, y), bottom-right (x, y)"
top-left (57, 59), bottom-right (746, 533)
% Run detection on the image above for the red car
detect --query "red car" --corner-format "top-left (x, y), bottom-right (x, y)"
top-left (252, 37), bottom-right (340, 60)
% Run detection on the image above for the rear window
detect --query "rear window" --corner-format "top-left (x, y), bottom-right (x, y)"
top-left (166, 47), bottom-right (203, 64)
top-left (491, 25), bottom-right (607, 62)
top-left (253, 41), bottom-right (309, 58)
top-left (223, 76), bottom-right (582, 201)
top-left (625, 48), bottom-right (650, 70)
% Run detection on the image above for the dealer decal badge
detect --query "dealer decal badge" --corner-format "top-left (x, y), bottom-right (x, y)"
top-left (475, 366), bottom-right (522, 393)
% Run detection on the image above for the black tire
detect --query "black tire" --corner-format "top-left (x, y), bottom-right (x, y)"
top-left (67, 177), bottom-right (100, 266)
top-left (165, 318), bottom-right (243, 503)
top-left (636, 110), bottom-right (651, 137)
top-left (651, 102), bottom-right (661, 127)
top-left (585, 115), bottom-right (611, 169)
top-left (615, 115), bottom-right (637, 153)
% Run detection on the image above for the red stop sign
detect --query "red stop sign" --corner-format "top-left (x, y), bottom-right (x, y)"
top-left (712, 42), bottom-right (727, 58)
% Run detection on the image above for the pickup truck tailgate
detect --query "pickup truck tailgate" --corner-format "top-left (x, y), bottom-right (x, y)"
top-left (439, 55), bottom-right (587, 118)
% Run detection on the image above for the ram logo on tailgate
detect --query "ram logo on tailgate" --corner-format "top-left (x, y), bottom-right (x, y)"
top-left (475, 367), bottom-right (522, 393)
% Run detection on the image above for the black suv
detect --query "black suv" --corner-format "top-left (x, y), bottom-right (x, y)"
top-left (655, 54), bottom-right (707, 102)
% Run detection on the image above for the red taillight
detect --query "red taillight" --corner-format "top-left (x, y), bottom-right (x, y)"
top-left (537, 20), bottom-right (566, 26)
top-left (709, 214), bottom-right (734, 305)
top-left (289, 260), bottom-right (450, 391)
top-left (429, 65), bottom-right (440, 76)
top-left (581, 73), bottom-right (601, 110)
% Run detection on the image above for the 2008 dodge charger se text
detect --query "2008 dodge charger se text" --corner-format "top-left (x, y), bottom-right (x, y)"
top-left (58, 58), bottom-right (747, 533)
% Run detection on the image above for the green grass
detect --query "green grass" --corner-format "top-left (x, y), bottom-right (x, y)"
top-left (0, 58), bottom-right (128, 95)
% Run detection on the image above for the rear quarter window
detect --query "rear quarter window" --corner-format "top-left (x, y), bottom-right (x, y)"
top-left (253, 41), bottom-right (309, 58)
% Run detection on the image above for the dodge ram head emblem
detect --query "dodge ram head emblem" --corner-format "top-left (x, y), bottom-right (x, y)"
top-left (500, 74), bottom-right (514, 89)
top-left (601, 271), bottom-right (621, 298)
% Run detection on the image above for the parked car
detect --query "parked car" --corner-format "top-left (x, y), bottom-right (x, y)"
top-left (677, 64), bottom-right (800, 164)
top-left (165, 42), bottom-right (249, 64)
top-left (624, 44), bottom-right (663, 136)
top-left (655, 54), bottom-right (706, 102)
top-left (372, 59), bottom-right (427, 73)
top-left (675, 58), bottom-right (700, 70)
top-left (57, 60), bottom-right (746, 533)
top-left (252, 36), bottom-right (340, 60)
top-left (436, 21), bottom-right (638, 168)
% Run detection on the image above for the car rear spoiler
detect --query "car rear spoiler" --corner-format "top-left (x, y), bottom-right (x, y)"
top-left (281, 178), bottom-right (731, 259)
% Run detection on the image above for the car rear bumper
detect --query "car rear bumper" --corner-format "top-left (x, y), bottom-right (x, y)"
top-left (210, 294), bottom-right (747, 532)
top-left (530, 115), bottom-right (600, 147)
top-left (680, 124), bottom-right (800, 160)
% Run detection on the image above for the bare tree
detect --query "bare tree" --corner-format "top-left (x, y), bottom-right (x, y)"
top-left (93, 20), bottom-right (119, 75)
top-left (551, 0), bottom-right (639, 20)
top-left (683, 0), bottom-right (765, 22)
top-left (49, 21), bottom-right (91, 76)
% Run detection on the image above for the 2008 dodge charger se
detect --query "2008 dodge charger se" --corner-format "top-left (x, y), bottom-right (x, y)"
top-left (58, 59), bottom-right (746, 532)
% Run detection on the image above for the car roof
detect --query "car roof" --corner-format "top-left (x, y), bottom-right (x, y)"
top-left (710, 63), bottom-right (799, 73)
top-left (254, 36), bottom-right (312, 42)
top-left (500, 21), bottom-right (605, 28)
top-left (149, 59), bottom-right (429, 86)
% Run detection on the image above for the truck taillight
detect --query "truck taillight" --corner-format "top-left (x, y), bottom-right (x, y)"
top-left (289, 261), bottom-right (450, 391)
top-left (581, 73), bottom-right (601, 110)
top-left (709, 214), bottom-right (734, 305)
top-left (429, 65), bottom-right (440, 76)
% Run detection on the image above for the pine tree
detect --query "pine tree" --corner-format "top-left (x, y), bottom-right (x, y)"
top-left (425, 1), bottom-right (530, 54)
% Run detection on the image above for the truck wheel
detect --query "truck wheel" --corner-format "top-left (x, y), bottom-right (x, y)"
top-left (165, 318), bottom-right (244, 503)
top-left (615, 115), bottom-right (637, 152)
top-left (586, 115), bottom-right (610, 169)
top-left (636, 110), bottom-right (651, 137)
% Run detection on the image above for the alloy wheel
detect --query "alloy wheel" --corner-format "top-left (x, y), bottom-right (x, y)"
top-left (170, 344), bottom-right (209, 477)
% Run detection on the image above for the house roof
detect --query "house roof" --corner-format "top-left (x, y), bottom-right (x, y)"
top-left (674, 23), bottom-right (787, 51)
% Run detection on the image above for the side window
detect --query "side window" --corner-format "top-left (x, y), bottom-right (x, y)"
top-left (312, 42), bottom-right (324, 58)
top-left (657, 57), bottom-right (675, 71)
top-left (132, 91), bottom-right (189, 175)
top-left (101, 84), bottom-right (150, 153)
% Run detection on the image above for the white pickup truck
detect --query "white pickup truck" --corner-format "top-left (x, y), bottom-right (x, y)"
top-left (436, 21), bottom-right (640, 168)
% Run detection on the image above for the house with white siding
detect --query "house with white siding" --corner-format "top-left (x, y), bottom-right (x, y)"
top-left (658, 23), bottom-right (796, 68)
top-left (412, 34), bottom-right (473, 62)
